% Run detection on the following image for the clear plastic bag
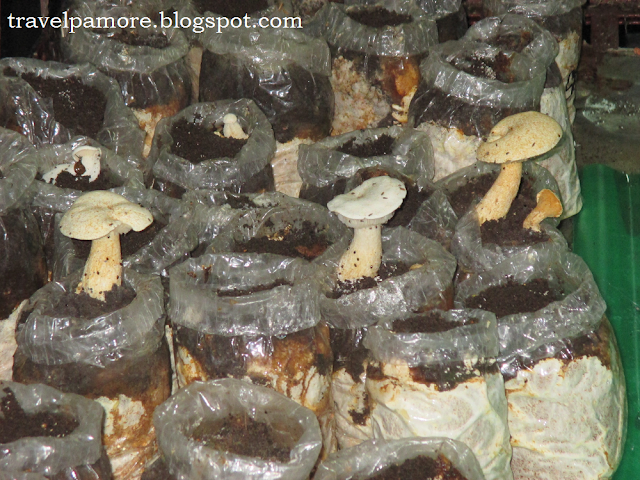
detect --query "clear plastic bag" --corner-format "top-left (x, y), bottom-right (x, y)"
top-left (61, 1), bottom-right (192, 157)
top-left (149, 99), bottom-right (276, 196)
top-left (13, 269), bottom-right (170, 480)
top-left (298, 126), bottom-right (434, 210)
top-left (408, 39), bottom-right (546, 180)
top-left (364, 309), bottom-right (512, 480)
top-left (169, 253), bottom-right (335, 455)
top-left (0, 381), bottom-right (109, 479)
top-left (306, 1), bottom-right (437, 134)
top-left (0, 58), bottom-right (145, 159)
top-left (455, 250), bottom-right (627, 480)
top-left (415, 0), bottom-right (469, 42)
top-left (314, 437), bottom-right (486, 480)
top-left (154, 378), bottom-right (322, 480)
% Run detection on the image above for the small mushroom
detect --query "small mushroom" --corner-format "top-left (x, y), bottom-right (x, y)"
top-left (327, 176), bottom-right (407, 281)
top-left (475, 112), bottom-right (563, 225)
top-left (523, 189), bottom-right (563, 231)
top-left (42, 146), bottom-right (102, 184)
top-left (59, 191), bottom-right (153, 301)
top-left (222, 113), bottom-right (249, 140)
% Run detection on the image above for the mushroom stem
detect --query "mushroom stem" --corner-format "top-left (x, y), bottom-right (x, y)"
top-left (475, 162), bottom-right (522, 225)
top-left (77, 233), bottom-right (122, 301)
top-left (338, 225), bottom-right (383, 281)
top-left (523, 189), bottom-right (563, 232)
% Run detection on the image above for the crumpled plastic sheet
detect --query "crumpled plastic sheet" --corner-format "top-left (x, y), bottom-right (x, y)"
top-left (298, 126), bottom-right (434, 193)
top-left (0, 381), bottom-right (104, 478)
top-left (149, 99), bottom-right (276, 193)
top-left (484, 0), bottom-right (586, 21)
top-left (318, 227), bottom-right (457, 329)
top-left (314, 437), bottom-right (486, 480)
top-left (16, 268), bottom-right (164, 368)
top-left (416, 0), bottom-right (463, 16)
top-left (153, 379), bottom-right (322, 480)
top-left (0, 128), bottom-right (37, 214)
top-left (0, 59), bottom-right (145, 159)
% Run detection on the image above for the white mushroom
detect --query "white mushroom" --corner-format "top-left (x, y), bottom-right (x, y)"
top-left (523, 189), bottom-right (563, 231)
top-left (222, 113), bottom-right (249, 140)
top-left (42, 146), bottom-right (102, 184)
top-left (327, 176), bottom-right (407, 281)
top-left (475, 112), bottom-right (563, 224)
top-left (59, 191), bottom-right (153, 301)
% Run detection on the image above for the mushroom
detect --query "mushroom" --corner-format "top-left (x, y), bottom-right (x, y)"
top-left (523, 189), bottom-right (563, 231)
top-left (327, 176), bottom-right (407, 281)
top-left (42, 146), bottom-right (102, 184)
top-left (222, 113), bottom-right (249, 140)
top-left (59, 191), bottom-right (153, 301)
top-left (475, 112), bottom-right (563, 225)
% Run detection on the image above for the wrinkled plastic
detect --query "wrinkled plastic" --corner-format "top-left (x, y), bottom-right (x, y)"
top-left (298, 126), bottom-right (434, 199)
top-left (416, 0), bottom-right (463, 17)
top-left (0, 58), bottom-right (145, 158)
top-left (150, 99), bottom-right (276, 195)
top-left (154, 379), bottom-right (322, 480)
top-left (16, 269), bottom-right (164, 368)
top-left (0, 129), bottom-right (46, 319)
top-left (455, 250), bottom-right (626, 479)
top-left (483, 0), bottom-right (585, 24)
top-left (319, 227), bottom-right (457, 328)
top-left (364, 309), bottom-right (512, 480)
top-left (315, 437), bottom-right (486, 480)
top-left (0, 381), bottom-right (104, 478)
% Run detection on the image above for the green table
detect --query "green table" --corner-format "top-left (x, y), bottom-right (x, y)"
top-left (573, 164), bottom-right (640, 479)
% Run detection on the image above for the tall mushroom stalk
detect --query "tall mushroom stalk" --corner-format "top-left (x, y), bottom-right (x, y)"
top-left (475, 112), bottom-right (563, 224)
top-left (523, 189), bottom-right (563, 231)
top-left (327, 176), bottom-right (406, 281)
top-left (59, 191), bottom-right (153, 301)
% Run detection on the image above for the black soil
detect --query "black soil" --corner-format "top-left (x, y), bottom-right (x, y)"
top-left (450, 52), bottom-right (517, 84)
top-left (193, 0), bottom-right (269, 16)
top-left (106, 29), bottom-right (169, 49)
top-left (46, 169), bottom-right (120, 191)
top-left (435, 6), bottom-right (468, 43)
top-left (327, 262), bottom-right (411, 299)
top-left (346, 6), bottom-right (412, 28)
top-left (492, 31), bottom-right (534, 53)
top-left (233, 221), bottom-right (330, 260)
top-left (367, 454), bottom-right (469, 480)
top-left (331, 327), bottom-right (368, 382)
top-left (392, 310), bottom-right (478, 334)
top-left (170, 118), bottom-right (247, 164)
top-left (465, 278), bottom-right (562, 318)
top-left (192, 415), bottom-right (292, 462)
top-left (0, 387), bottom-right (78, 443)
top-left (7, 69), bottom-right (107, 139)
top-left (335, 134), bottom-right (395, 157)
top-left (448, 171), bottom-right (499, 217)
top-left (141, 457), bottom-right (175, 480)
top-left (48, 284), bottom-right (136, 319)
top-left (216, 279), bottom-right (293, 297)
top-left (72, 221), bottom-right (167, 259)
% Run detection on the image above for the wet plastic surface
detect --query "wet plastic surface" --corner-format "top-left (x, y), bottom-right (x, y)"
top-left (573, 164), bottom-right (640, 479)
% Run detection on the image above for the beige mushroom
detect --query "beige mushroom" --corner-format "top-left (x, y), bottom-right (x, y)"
top-left (475, 112), bottom-right (563, 224)
top-left (59, 191), bottom-right (153, 301)
top-left (327, 176), bottom-right (406, 281)
top-left (523, 189), bottom-right (563, 231)
top-left (222, 113), bottom-right (249, 140)
top-left (42, 146), bottom-right (102, 184)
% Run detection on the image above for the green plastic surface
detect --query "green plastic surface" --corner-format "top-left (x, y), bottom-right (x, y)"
top-left (573, 164), bottom-right (640, 479)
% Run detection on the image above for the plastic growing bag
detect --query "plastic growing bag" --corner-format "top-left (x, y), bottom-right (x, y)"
top-left (306, 1), bottom-right (438, 135)
top-left (0, 381), bottom-right (111, 479)
top-left (62, 0), bottom-right (192, 158)
top-left (364, 309), bottom-right (512, 480)
top-left (455, 250), bottom-right (626, 480)
top-left (415, 0), bottom-right (469, 42)
top-left (149, 99), bottom-right (276, 197)
top-left (154, 379), bottom-right (322, 480)
top-left (0, 58), bottom-right (144, 158)
top-left (408, 39), bottom-right (546, 180)
top-left (298, 126), bottom-right (434, 211)
top-left (314, 437), bottom-right (486, 480)
top-left (169, 253), bottom-right (335, 455)
top-left (13, 269), bottom-right (170, 480)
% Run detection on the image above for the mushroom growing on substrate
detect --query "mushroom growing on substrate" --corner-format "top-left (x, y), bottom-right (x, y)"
top-left (522, 188), bottom-right (563, 231)
top-left (59, 191), bottom-right (153, 301)
top-left (41, 146), bottom-right (102, 185)
top-left (475, 111), bottom-right (563, 225)
top-left (327, 176), bottom-right (407, 281)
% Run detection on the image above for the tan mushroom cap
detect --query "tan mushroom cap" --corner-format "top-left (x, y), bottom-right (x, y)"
top-left (477, 111), bottom-right (563, 165)
top-left (60, 191), bottom-right (153, 240)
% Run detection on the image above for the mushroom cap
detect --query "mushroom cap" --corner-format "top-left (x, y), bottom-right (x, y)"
top-left (327, 176), bottom-right (407, 228)
top-left (223, 113), bottom-right (238, 125)
top-left (60, 191), bottom-right (153, 240)
top-left (477, 111), bottom-right (563, 165)
top-left (536, 188), bottom-right (563, 217)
